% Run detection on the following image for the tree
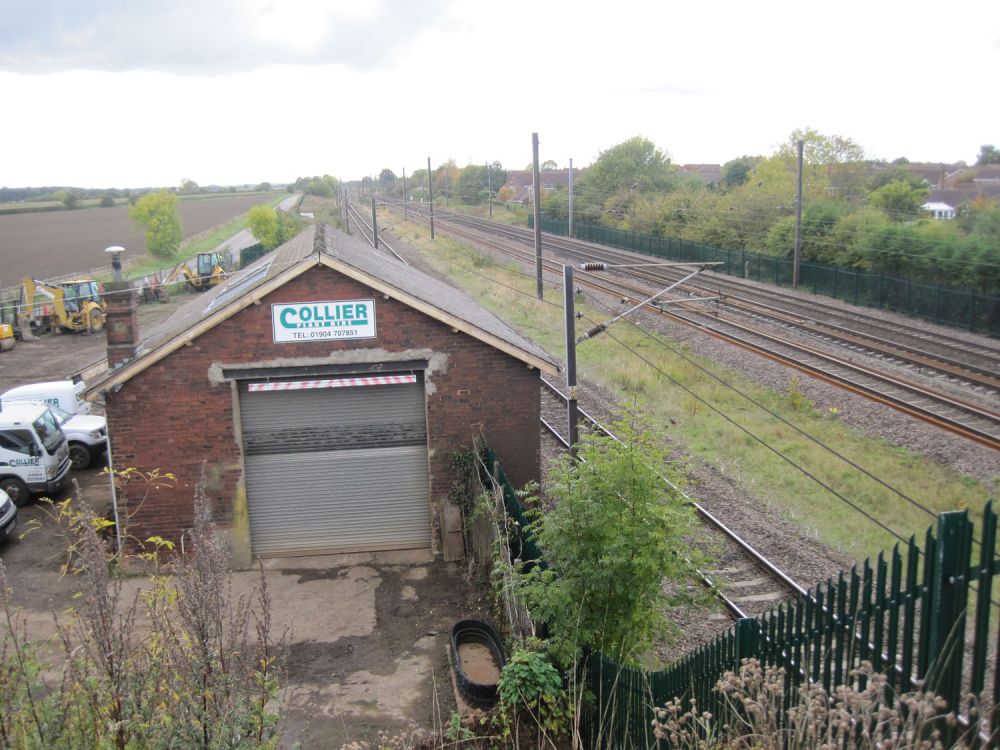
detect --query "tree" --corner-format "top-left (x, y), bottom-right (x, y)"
top-left (583, 136), bottom-right (677, 195)
top-left (519, 411), bottom-right (705, 666)
top-left (722, 157), bottom-right (756, 188)
top-left (540, 159), bottom-right (559, 170)
top-left (130, 190), bottom-right (183, 260)
top-left (179, 178), bottom-right (200, 194)
top-left (247, 204), bottom-right (280, 250)
top-left (434, 160), bottom-right (459, 202)
top-left (867, 179), bottom-right (929, 218)
top-left (780, 127), bottom-right (866, 165)
top-left (305, 179), bottom-right (333, 198)
top-left (256, 181), bottom-right (271, 192)
top-left (378, 168), bottom-right (397, 185)
top-left (247, 203), bottom-right (300, 250)
top-left (62, 191), bottom-right (79, 210)
top-left (976, 144), bottom-right (1000, 165)
top-left (779, 128), bottom-right (867, 198)
top-left (99, 192), bottom-right (116, 208)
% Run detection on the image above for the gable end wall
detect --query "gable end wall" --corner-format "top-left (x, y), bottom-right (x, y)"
top-left (105, 265), bottom-right (540, 562)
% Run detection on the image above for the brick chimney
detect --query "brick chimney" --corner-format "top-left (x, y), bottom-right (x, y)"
top-left (104, 281), bottom-right (141, 369)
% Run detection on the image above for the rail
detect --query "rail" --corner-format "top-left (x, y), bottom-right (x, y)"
top-left (395, 206), bottom-right (1000, 449)
top-left (540, 377), bottom-right (808, 622)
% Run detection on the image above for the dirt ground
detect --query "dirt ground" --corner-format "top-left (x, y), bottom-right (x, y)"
top-left (0, 293), bottom-right (189, 393)
top-left (1, 496), bottom-right (483, 748)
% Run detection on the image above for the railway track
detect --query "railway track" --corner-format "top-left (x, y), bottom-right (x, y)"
top-left (422, 208), bottom-right (999, 384)
top-left (388, 203), bottom-right (1000, 450)
top-left (344, 195), bottom-right (408, 265)
top-left (539, 377), bottom-right (806, 621)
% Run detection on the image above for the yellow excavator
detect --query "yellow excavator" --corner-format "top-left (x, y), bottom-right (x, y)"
top-left (18, 278), bottom-right (106, 335)
top-left (163, 252), bottom-right (230, 292)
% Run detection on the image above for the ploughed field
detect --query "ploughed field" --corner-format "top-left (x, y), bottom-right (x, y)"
top-left (0, 194), bottom-right (271, 282)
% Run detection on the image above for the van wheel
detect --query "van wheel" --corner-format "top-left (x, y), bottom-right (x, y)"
top-left (69, 443), bottom-right (92, 470)
top-left (0, 478), bottom-right (31, 507)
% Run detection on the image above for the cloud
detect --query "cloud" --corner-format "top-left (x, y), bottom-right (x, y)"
top-left (0, 0), bottom-right (449, 74)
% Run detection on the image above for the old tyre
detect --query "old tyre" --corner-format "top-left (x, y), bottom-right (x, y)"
top-left (450, 620), bottom-right (506, 709)
top-left (69, 443), bottom-right (92, 470)
top-left (88, 310), bottom-right (104, 334)
top-left (0, 477), bottom-right (31, 507)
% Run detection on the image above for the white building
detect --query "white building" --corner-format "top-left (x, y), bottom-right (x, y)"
top-left (921, 201), bottom-right (956, 220)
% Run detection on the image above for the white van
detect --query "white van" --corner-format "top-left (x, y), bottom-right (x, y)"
top-left (1, 380), bottom-right (90, 416)
top-left (0, 402), bottom-right (72, 506)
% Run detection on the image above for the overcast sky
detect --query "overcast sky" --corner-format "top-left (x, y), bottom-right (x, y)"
top-left (1, 0), bottom-right (997, 188)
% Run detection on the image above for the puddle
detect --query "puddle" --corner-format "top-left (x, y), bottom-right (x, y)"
top-left (457, 641), bottom-right (500, 684)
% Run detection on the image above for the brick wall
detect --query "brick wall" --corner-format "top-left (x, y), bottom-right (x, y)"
top-left (106, 264), bottom-right (541, 554)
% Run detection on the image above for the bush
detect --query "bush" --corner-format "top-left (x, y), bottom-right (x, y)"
top-left (653, 659), bottom-right (975, 749)
top-left (0, 476), bottom-right (286, 748)
top-left (518, 409), bottom-right (706, 667)
top-left (498, 648), bottom-right (569, 743)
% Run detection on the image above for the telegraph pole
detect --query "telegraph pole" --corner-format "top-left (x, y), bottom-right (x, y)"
top-left (793, 139), bottom-right (804, 289)
top-left (568, 157), bottom-right (574, 238)
top-left (563, 265), bottom-right (579, 453)
top-left (487, 162), bottom-right (493, 218)
top-left (402, 168), bottom-right (408, 220)
top-left (427, 156), bottom-right (435, 240)
top-left (371, 185), bottom-right (379, 250)
top-left (532, 132), bottom-right (543, 299)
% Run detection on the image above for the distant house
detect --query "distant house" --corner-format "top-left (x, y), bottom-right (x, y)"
top-left (679, 164), bottom-right (722, 187)
top-left (921, 200), bottom-right (956, 220)
top-left (922, 182), bottom-right (1000, 218)
top-left (499, 168), bottom-right (582, 204)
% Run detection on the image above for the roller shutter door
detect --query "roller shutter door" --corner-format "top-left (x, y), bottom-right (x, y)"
top-left (239, 375), bottom-right (430, 556)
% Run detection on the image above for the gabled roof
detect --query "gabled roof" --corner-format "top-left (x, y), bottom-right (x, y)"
top-left (87, 223), bottom-right (558, 394)
top-left (499, 168), bottom-right (582, 203)
top-left (679, 164), bottom-right (722, 185)
top-left (926, 186), bottom-right (1000, 207)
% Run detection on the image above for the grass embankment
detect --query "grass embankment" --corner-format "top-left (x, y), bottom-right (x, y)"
top-left (393, 218), bottom-right (993, 562)
top-left (428, 199), bottom-right (528, 226)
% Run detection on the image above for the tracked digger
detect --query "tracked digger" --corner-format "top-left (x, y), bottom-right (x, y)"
top-left (17, 278), bottom-right (105, 336)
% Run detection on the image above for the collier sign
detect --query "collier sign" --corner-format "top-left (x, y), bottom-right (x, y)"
top-left (271, 299), bottom-right (377, 343)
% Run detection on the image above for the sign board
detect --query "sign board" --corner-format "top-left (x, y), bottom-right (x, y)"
top-left (271, 299), bottom-right (377, 343)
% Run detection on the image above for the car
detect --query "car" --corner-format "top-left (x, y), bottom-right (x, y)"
top-left (0, 488), bottom-right (17, 542)
top-left (44, 404), bottom-right (108, 470)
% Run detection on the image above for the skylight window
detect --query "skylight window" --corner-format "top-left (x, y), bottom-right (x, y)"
top-left (207, 260), bottom-right (273, 310)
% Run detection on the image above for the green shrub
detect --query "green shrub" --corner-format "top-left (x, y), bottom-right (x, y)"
top-left (498, 649), bottom-right (569, 742)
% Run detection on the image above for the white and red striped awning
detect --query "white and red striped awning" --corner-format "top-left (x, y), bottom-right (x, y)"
top-left (248, 374), bottom-right (417, 392)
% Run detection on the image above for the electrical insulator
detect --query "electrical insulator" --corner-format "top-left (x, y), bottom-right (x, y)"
top-left (581, 322), bottom-right (607, 341)
top-left (580, 262), bottom-right (606, 271)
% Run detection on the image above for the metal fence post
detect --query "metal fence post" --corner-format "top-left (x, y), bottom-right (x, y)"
top-left (925, 511), bottom-right (973, 721)
top-left (735, 618), bottom-right (760, 666)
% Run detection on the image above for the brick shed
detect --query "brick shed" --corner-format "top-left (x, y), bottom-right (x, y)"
top-left (87, 223), bottom-right (558, 567)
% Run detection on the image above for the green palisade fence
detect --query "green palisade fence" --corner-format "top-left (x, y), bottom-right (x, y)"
top-left (580, 504), bottom-right (1000, 749)
top-left (481, 452), bottom-right (1000, 749)
top-left (529, 216), bottom-right (1000, 336)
